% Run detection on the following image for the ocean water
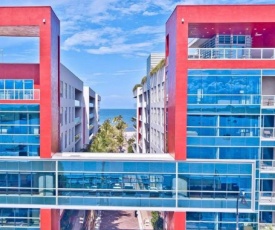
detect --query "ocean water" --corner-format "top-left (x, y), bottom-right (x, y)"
top-left (99, 109), bottom-right (136, 131)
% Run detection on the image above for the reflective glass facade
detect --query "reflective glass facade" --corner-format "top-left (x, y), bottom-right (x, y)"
top-left (0, 208), bottom-right (39, 229)
top-left (187, 69), bottom-right (275, 227)
top-left (0, 105), bottom-right (40, 157)
top-left (187, 69), bottom-right (261, 159)
top-left (0, 80), bottom-right (36, 100)
top-left (0, 160), bottom-right (254, 211)
top-left (186, 212), bottom-right (257, 230)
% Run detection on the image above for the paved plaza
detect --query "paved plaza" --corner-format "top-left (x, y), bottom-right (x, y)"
top-left (99, 210), bottom-right (140, 230)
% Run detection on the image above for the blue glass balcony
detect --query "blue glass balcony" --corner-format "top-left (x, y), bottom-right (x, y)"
top-left (188, 48), bottom-right (275, 60)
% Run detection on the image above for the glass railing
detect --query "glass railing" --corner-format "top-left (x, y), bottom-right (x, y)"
top-left (74, 100), bottom-right (81, 107)
top-left (89, 103), bottom-right (94, 107)
top-left (89, 113), bottom-right (94, 119)
top-left (188, 48), bottom-right (275, 60)
top-left (260, 160), bottom-right (275, 170)
top-left (261, 128), bottom-right (275, 139)
top-left (259, 191), bottom-right (275, 201)
top-left (89, 124), bottom-right (94, 130)
top-left (0, 89), bottom-right (40, 100)
top-left (259, 223), bottom-right (275, 230)
top-left (74, 117), bottom-right (81, 125)
top-left (75, 133), bottom-right (81, 142)
top-left (262, 95), bottom-right (275, 107)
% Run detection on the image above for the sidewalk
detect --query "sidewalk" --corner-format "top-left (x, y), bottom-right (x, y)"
top-left (139, 210), bottom-right (153, 230)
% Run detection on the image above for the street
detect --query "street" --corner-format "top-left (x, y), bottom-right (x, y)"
top-left (99, 210), bottom-right (140, 230)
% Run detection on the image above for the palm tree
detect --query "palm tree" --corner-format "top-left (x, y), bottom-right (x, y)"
top-left (90, 119), bottom-right (118, 152)
top-left (131, 117), bottom-right (136, 129)
top-left (90, 116), bottom-right (128, 153)
top-left (113, 115), bottom-right (127, 151)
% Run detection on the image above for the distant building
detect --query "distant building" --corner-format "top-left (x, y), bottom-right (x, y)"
top-left (60, 64), bottom-right (100, 152)
top-left (134, 53), bottom-right (165, 153)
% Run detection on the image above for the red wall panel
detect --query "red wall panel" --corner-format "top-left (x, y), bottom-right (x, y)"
top-left (40, 209), bottom-right (60, 230)
top-left (166, 211), bottom-right (186, 230)
top-left (0, 64), bottom-right (40, 85)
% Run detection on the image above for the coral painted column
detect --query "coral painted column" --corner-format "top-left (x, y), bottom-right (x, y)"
top-left (166, 8), bottom-right (188, 160)
top-left (40, 209), bottom-right (60, 230)
top-left (166, 211), bottom-right (186, 230)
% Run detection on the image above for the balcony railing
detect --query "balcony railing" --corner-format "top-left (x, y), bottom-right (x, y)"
top-left (0, 89), bottom-right (40, 100)
top-left (262, 95), bottom-right (275, 107)
top-left (259, 191), bottom-right (275, 203)
top-left (74, 100), bottom-right (81, 107)
top-left (188, 48), bottom-right (275, 60)
top-left (259, 223), bottom-right (275, 230)
top-left (75, 133), bottom-right (81, 142)
top-left (261, 128), bottom-right (275, 139)
top-left (74, 117), bottom-right (81, 126)
top-left (260, 160), bottom-right (275, 171)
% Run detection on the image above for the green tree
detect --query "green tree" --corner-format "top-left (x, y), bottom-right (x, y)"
top-left (113, 115), bottom-right (127, 151)
top-left (151, 211), bottom-right (163, 230)
top-left (90, 116), bottom-right (128, 153)
top-left (90, 119), bottom-right (119, 152)
top-left (127, 137), bottom-right (135, 153)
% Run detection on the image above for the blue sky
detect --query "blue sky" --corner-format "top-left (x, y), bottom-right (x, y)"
top-left (0, 0), bottom-right (273, 108)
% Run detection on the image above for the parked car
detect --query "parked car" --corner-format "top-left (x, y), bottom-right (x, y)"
top-left (144, 218), bottom-right (150, 227)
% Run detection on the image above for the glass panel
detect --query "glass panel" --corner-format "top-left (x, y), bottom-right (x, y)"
top-left (14, 80), bottom-right (23, 90)
top-left (24, 80), bottom-right (33, 90)
top-left (5, 80), bottom-right (14, 89)
top-left (0, 80), bottom-right (4, 89)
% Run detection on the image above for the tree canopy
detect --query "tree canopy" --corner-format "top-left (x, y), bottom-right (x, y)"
top-left (90, 116), bottom-right (128, 153)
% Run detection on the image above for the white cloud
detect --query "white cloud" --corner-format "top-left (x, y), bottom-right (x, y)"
top-left (132, 25), bottom-right (164, 35)
top-left (112, 68), bottom-right (145, 75)
top-left (62, 23), bottom-right (164, 54)
top-left (62, 27), bottom-right (122, 50)
top-left (86, 41), bottom-right (153, 55)
top-left (143, 11), bottom-right (158, 16)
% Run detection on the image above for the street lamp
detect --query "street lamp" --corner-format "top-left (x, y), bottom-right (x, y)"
top-left (236, 190), bottom-right (246, 230)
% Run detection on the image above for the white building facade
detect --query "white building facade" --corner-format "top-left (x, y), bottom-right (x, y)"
top-left (60, 64), bottom-right (100, 152)
top-left (134, 53), bottom-right (165, 153)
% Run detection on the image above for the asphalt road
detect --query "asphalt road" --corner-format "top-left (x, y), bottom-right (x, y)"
top-left (99, 210), bottom-right (140, 230)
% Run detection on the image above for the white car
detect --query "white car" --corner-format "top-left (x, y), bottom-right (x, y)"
top-left (144, 219), bottom-right (150, 227)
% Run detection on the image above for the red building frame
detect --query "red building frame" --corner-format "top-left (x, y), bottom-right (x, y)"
top-left (166, 5), bottom-right (275, 229)
top-left (0, 7), bottom-right (60, 230)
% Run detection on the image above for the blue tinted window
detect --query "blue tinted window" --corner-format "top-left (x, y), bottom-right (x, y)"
top-left (188, 76), bottom-right (201, 94)
top-left (24, 80), bottom-right (33, 89)
top-left (15, 80), bottom-right (23, 89)
top-left (188, 69), bottom-right (261, 76)
top-left (220, 115), bottom-right (258, 127)
top-left (187, 115), bottom-right (216, 126)
top-left (220, 147), bottom-right (258, 159)
top-left (187, 147), bottom-right (216, 159)
top-left (5, 80), bottom-right (14, 89)
top-left (263, 70), bottom-right (275, 76)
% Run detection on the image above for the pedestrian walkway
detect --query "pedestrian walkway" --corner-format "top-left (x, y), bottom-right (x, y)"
top-left (99, 210), bottom-right (139, 230)
top-left (139, 211), bottom-right (153, 230)
top-left (72, 210), bottom-right (85, 230)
